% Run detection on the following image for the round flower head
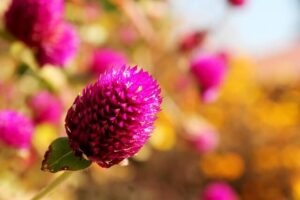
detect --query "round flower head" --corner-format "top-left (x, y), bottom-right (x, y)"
top-left (65, 66), bottom-right (162, 168)
top-left (202, 182), bottom-right (238, 200)
top-left (228, 0), bottom-right (245, 7)
top-left (35, 23), bottom-right (79, 66)
top-left (28, 91), bottom-right (63, 125)
top-left (190, 53), bottom-right (227, 103)
top-left (0, 110), bottom-right (34, 149)
top-left (5, 0), bottom-right (63, 46)
top-left (90, 49), bottom-right (128, 75)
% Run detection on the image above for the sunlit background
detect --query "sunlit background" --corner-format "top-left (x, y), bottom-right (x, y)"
top-left (0, 0), bottom-right (300, 199)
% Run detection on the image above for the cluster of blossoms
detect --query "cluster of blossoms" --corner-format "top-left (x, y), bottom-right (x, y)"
top-left (65, 66), bottom-right (162, 168)
top-left (0, 92), bottom-right (62, 150)
top-left (0, 66), bottom-right (162, 171)
top-left (0, 0), bottom-right (244, 198)
top-left (4, 0), bottom-right (79, 66)
top-left (0, 110), bottom-right (34, 149)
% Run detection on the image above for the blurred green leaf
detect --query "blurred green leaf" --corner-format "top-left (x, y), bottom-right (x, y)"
top-left (17, 63), bottom-right (30, 76)
top-left (0, 29), bottom-right (14, 42)
top-left (99, 0), bottom-right (117, 11)
top-left (41, 137), bottom-right (92, 173)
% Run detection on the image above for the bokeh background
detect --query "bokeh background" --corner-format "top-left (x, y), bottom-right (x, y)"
top-left (1, 0), bottom-right (300, 199)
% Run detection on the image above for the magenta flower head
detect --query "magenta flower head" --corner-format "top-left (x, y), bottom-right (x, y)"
top-left (28, 91), bottom-right (63, 125)
top-left (228, 0), bottom-right (246, 7)
top-left (190, 53), bottom-right (227, 103)
top-left (35, 23), bottom-right (79, 66)
top-left (4, 0), bottom-right (63, 46)
top-left (202, 182), bottom-right (238, 200)
top-left (65, 66), bottom-right (162, 168)
top-left (0, 110), bottom-right (34, 149)
top-left (90, 48), bottom-right (128, 75)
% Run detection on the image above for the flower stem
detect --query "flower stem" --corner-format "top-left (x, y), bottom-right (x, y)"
top-left (31, 171), bottom-right (73, 200)
top-left (113, 0), bottom-right (156, 45)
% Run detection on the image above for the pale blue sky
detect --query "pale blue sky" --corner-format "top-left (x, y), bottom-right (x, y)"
top-left (170, 0), bottom-right (300, 56)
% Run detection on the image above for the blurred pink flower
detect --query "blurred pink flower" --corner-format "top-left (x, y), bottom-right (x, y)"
top-left (5, 0), bottom-right (64, 46)
top-left (202, 182), bottom-right (238, 200)
top-left (179, 31), bottom-right (206, 52)
top-left (90, 48), bottom-right (128, 75)
top-left (0, 110), bottom-right (34, 149)
top-left (228, 0), bottom-right (245, 7)
top-left (5, 0), bottom-right (79, 67)
top-left (190, 53), bottom-right (227, 103)
top-left (35, 23), bottom-right (79, 66)
top-left (186, 130), bottom-right (219, 154)
top-left (28, 91), bottom-right (63, 125)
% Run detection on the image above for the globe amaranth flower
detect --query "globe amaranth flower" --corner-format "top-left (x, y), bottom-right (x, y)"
top-left (5, 0), bottom-right (79, 67)
top-left (228, 0), bottom-right (245, 7)
top-left (202, 182), bottom-right (238, 200)
top-left (28, 91), bottom-right (63, 125)
top-left (90, 48), bottom-right (128, 75)
top-left (35, 23), bottom-right (79, 66)
top-left (0, 110), bottom-right (34, 149)
top-left (190, 53), bottom-right (227, 103)
top-left (4, 0), bottom-right (63, 46)
top-left (65, 66), bottom-right (162, 168)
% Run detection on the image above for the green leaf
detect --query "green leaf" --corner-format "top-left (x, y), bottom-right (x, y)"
top-left (0, 29), bottom-right (14, 42)
top-left (41, 137), bottom-right (92, 173)
top-left (99, 0), bottom-right (117, 11)
top-left (17, 63), bottom-right (30, 76)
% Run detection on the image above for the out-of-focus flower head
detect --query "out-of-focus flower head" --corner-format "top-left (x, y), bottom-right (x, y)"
top-left (228, 0), bottom-right (246, 7)
top-left (202, 182), bottom-right (238, 200)
top-left (179, 31), bottom-right (207, 52)
top-left (5, 0), bottom-right (79, 67)
top-left (5, 0), bottom-right (64, 46)
top-left (0, 110), bottom-right (34, 149)
top-left (186, 130), bottom-right (219, 154)
top-left (190, 53), bottom-right (227, 103)
top-left (65, 66), bottom-right (162, 168)
top-left (35, 23), bottom-right (79, 66)
top-left (183, 116), bottom-right (219, 153)
top-left (28, 91), bottom-right (63, 125)
top-left (90, 48), bottom-right (128, 75)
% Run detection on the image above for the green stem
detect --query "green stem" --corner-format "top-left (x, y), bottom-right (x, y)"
top-left (31, 171), bottom-right (73, 200)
